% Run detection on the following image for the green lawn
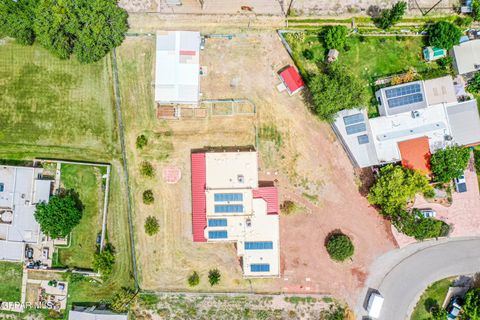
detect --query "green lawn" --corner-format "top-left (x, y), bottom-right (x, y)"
top-left (411, 278), bottom-right (454, 320)
top-left (0, 40), bottom-right (117, 160)
top-left (56, 164), bottom-right (104, 269)
top-left (0, 262), bottom-right (23, 302)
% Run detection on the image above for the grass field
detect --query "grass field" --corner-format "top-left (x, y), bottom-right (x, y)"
top-left (410, 278), bottom-right (453, 320)
top-left (0, 262), bottom-right (23, 302)
top-left (56, 164), bottom-right (105, 269)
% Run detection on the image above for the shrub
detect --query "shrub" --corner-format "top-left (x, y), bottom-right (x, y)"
top-left (430, 145), bottom-right (470, 183)
top-left (110, 287), bottom-right (136, 313)
top-left (208, 268), bottom-right (221, 286)
top-left (281, 200), bottom-right (297, 215)
top-left (393, 210), bottom-right (449, 240)
top-left (326, 233), bottom-right (354, 262)
top-left (144, 216), bottom-right (159, 236)
top-left (140, 161), bottom-right (155, 177)
top-left (473, 0), bottom-right (480, 21)
top-left (427, 21), bottom-right (462, 50)
top-left (142, 190), bottom-right (154, 205)
top-left (474, 149), bottom-right (480, 173)
top-left (454, 15), bottom-right (473, 28)
top-left (35, 188), bottom-right (83, 239)
top-left (436, 56), bottom-right (453, 69)
top-left (375, 1), bottom-right (407, 29)
top-left (92, 244), bottom-right (115, 277)
top-left (468, 72), bottom-right (480, 94)
top-left (136, 134), bottom-right (148, 149)
top-left (188, 271), bottom-right (200, 287)
top-left (463, 288), bottom-right (480, 318)
top-left (302, 49), bottom-right (314, 60)
top-left (322, 25), bottom-right (347, 50)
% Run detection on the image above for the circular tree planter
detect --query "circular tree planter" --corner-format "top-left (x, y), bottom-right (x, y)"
top-left (325, 232), bottom-right (354, 262)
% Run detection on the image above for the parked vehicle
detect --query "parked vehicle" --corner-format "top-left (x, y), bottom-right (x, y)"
top-left (447, 296), bottom-right (463, 319)
top-left (454, 174), bottom-right (467, 193)
top-left (200, 37), bottom-right (205, 50)
top-left (419, 208), bottom-right (436, 218)
top-left (25, 247), bottom-right (33, 259)
top-left (367, 292), bottom-right (384, 319)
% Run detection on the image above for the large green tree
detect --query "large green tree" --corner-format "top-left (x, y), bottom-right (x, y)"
top-left (0, 0), bottom-right (37, 45)
top-left (322, 25), bottom-right (347, 50)
top-left (473, 0), bottom-right (480, 21)
top-left (430, 145), bottom-right (470, 183)
top-left (368, 165), bottom-right (433, 216)
top-left (427, 21), bottom-right (462, 50)
top-left (35, 189), bottom-right (83, 239)
top-left (376, 1), bottom-right (408, 30)
top-left (464, 288), bottom-right (480, 320)
top-left (308, 65), bottom-right (367, 122)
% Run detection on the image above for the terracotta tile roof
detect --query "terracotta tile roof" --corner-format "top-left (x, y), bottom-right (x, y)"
top-left (398, 136), bottom-right (432, 175)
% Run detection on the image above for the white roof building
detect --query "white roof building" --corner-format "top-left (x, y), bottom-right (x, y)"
top-left (69, 308), bottom-right (127, 320)
top-left (333, 76), bottom-right (480, 168)
top-left (0, 166), bottom-right (52, 261)
top-left (155, 31), bottom-right (201, 105)
top-left (191, 150), bottom-right (280, 277)
top-left (451, 39), bottom-right (480, 75)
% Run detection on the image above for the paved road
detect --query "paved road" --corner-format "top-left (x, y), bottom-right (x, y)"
top-left (356, 237), bottom-right (480, 320)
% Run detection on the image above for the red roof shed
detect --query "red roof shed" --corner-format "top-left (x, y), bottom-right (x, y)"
top-left (279, 66), bottom-right (305, 95)
top-left (253, 187), bottom-right (279, 215)
top-left (398, 137), bottom-right (432, 175)
top-left (191, 153), bottom-right (207, 242)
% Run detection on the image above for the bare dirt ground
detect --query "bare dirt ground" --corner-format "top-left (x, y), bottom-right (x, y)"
top-left (117, 31), bottom-right (396, 306)
top-left (119, 0), bottom-right (457, 16)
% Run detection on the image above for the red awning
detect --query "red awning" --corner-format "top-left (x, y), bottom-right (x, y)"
top-left (191, 153), bottom-right (207, 242)
top-left (398, 137), bottom-right (432, 175)
top-left (279, 66), bottom-right (305, 94)
top-left (253, 187), bottom-right (279, 215)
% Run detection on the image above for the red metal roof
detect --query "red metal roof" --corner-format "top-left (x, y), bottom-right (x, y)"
top-left (180, 50), bottom-right (196, 56)
top-left (398, 137), bottom-right (432, 175)
top-left (191, 153), bottom-right (207, 242)
top-left (253, 187), bottom-right (279, 215)
top-left (279, 66), bottom-right (305, 94)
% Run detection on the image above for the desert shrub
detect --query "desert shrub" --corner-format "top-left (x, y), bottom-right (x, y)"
top-left (188, 271), bottom-right (200, 287)
top-left (326, 233), bottom-right (354, 262)
top-left (281, 200), bottom-right (297, 215)
top-left (92, 244), bottom-right (115, 277)
top-left (142, 190), bottom-right (154, 205)
top-left (208, 268), bottom-right (221, 286)
top-left (144, 216), bottom-right (159, 236)
top-left (140, 161), bottom-right (155, 177)
top-left (136, 134), bottom-right (148, 149)
top-left (393, 210), bottom-right (450, 240)
top-left (110, 287), bottom-right (136, 313)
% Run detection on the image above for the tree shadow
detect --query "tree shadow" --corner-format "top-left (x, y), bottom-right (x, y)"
top-left (56, 188), bottom-right (85, 211)
top-left (424, 297), bottom-right (439, 313)
top-left (367, 5), bottom-right (382, 18)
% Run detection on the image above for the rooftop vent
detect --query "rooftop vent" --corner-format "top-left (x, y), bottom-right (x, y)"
top-left (237, 175), bottom-right (244, 183)
top-left (411, 110), bottom-right (420, 118)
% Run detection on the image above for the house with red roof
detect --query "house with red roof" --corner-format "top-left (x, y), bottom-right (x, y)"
top-left (190, 149), bottom-right (280, 277)
top-left (278, 66), bottom-right (305, 96)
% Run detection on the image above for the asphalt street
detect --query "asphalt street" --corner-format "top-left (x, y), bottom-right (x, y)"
top-left (356, 237), bottom-right (480, 319)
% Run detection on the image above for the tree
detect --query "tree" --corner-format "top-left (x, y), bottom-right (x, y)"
top-left (0, 0), bottom-right (37, 45)
top-left (140, 161), bottom-right (155, 177)
top-left (468, 72), bottom-right (480, 94)
top-left (325, 233), bottom-right (354, 262)
top-left (35, 189), bottom-right (83, 239)
top-left (368, 165), bottom-right (433, 216)
top-left (473, 0), bottom-right (480, 21)
top-left (208, 269), bottom-right (221, 286)
top-left (92, 244), bottom-right (115, 277)
top-left (188, 271), bottom-right (200, 287)
top-left (308, 65), bottom-right (368, 122)
top-left (323, 25), bottom-right (347, 50)
top-left (376, 1), bottom-right (408, 30)
top-left (427, 21), bottom-right (462, 50)
top-left (142, 190), bottom-right (154, 205)
top-left (430, 145), bottom-right (470, 183)
top-left (110, 287), bottom-right (136, 313)
top-left (464, 288), bottom-right (480, 320)
top-left (392, 210), bottom-right (449, 240)
top-left (136, 134), bottom-right (148, 149)
top-left (144, 216), bottom-right (159, 236)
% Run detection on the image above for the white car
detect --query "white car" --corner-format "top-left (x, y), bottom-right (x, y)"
top-left (367, 292), bottom-right (384, 319)
top-left (419, 209), bottom-right (436, 218)
top-left (454, 174), bottom-right (467, 193)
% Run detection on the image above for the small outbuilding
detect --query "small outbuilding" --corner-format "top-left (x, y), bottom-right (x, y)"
top-left (327, 49), bottom-right (339, 63)
top-left (278, 66), bottom-right (305, 96)
top-left (423, 47), bottom-right (447, 62)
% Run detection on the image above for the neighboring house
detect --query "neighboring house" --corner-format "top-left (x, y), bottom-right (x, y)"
top-left (155, 31), bottom-right (201, 106)
top-left (451, 39), bottom-right (480, 75)
top-left (278, 66), bottom-right (305, 96)
top-left (69, 306), bottom-right (127, 320)
top-left (423, 47), bottom-right (447, 62)
top-left (333, 76), bottom-right (480, 171)
top-left (0, 166), bottom-right (53, 262)
top-left (191, 149), bottom-right (280, 277)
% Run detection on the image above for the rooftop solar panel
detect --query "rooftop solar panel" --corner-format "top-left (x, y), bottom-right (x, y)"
top-left (385, 83), bottom-right (421, 98)
top-left (250, 264), bottom-right (270, 272)
top-left (357, 134), bottom-right (369, 145)
top-left (343, 113), bottom-right (364, 126)
top-left (346, 123), bottom-right (367, 135)
top-left (214, 193), bottom-right (243, 202)
top-left (245, 242), bottom-right (273, 250)
top-left (387, 93), bottom-right (424, 108)
top-left (214, 204), bottom-right (244, 213)
top-left (208, 219), bottom-right (228, 227)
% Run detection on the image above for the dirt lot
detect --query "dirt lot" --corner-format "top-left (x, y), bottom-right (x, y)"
top-left (117, 32), bottom-right (395, 305)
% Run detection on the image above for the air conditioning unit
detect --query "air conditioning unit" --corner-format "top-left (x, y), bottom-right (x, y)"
top-left (411, 110), bottom-right (420, 118)
top-left (475, 64), bottom-right (480, 70)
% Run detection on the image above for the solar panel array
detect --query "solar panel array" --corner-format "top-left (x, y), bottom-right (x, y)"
top-left (250, 264), bottom-right (270, 272)
top-left (214, 193), bottom-right (243, 202)
top-left (214, 204), bottom-right (244, 213)
top-left (208, 231), bottom-right (228, 239)
top-left (208, 219), bottom-right (228, 227)
top-left (343, 113), bottom-right (368, 136)
top-left (245, 241), bottom-right (273, 250)
top-left (357, 134), bottom-right (369, 145)
top-left (384, 83), bottom-right (424, 109)
top-left (343, 113), bottom-right (364, 126)
top-left (346, 123), bottom-right (367, 135)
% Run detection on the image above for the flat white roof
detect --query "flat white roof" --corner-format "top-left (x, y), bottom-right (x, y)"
top-left (205, 152), bottom-right (258, 189)
top-left (155, 31), bottom-right (200, 104)
top-left (423, 76), bottom-right (457, 106)
top-left (447, 99), bottom-right (480, 146)
top-left (69, 311), bottom-right (128, 320)
top-left (452, 39), bottom-right (480, 75)
top-left (0, 241), bottom-right (24, 261)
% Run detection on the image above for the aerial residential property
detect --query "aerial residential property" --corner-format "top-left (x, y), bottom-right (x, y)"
top-left (451, 39), bottom-right (480, 75)
top-left (191, 149), bottom-right (280, 277)
top-left (334, 76), bottom-right (480, 170)
top-left (0, 166), bottom-right (53, 265)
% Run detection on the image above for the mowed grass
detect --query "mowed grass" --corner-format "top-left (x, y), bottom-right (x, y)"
top-left (410, 278), bottom-right (453, 320)
top-left (0, 41), bottom-right (117, 159)
top-left (56, 164), bottom-right (104, 269)
top-left (0, 262), bottom-right (23, 302)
